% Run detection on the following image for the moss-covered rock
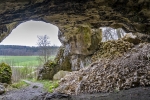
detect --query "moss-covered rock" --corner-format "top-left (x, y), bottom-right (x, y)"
top-left (37, 46), bottom-right (72, 80)
top-left (0, 63), bottom-right (12, 84)
top-left (55, 46), bottom-right (72, 71)
top-left (66, 25), bottom-right (102, 56)
top-left (37, 60), bottom-right (58, 80)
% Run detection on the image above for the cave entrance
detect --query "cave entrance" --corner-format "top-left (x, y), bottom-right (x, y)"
top-left (0, 20), bottom-right (61, 82)
top-left (100, 27), bottom-right (126, 42)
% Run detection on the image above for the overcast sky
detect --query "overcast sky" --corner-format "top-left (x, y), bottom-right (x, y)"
top-left (0, 20), bottom-right (61, 46)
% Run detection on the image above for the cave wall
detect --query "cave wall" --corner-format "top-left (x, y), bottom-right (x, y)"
top-left (0, 0), bottom-right (150, 71)
top-left (0, 0), bottom-right (150, 42)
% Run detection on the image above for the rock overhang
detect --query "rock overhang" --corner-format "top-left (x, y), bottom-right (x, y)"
top-left (0, 0), bottom-right (149, 43)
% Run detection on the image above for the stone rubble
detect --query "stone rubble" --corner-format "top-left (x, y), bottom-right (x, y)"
top-left (55, 43), bottom-right (150, 95)
top-left (0, 84), bottom-right (5, 95)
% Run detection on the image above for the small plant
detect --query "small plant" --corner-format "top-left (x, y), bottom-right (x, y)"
top-left (39, 80), bottom-right (59, 93)
top-left (29, 79), bottom-right (59, 93)
top-left (11, 80), bottom-right (29, 89)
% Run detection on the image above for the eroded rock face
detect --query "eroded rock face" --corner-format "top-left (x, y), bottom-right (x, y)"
top-left (0, 0), bottom-right (150, 43)
top-left (0, 0), bottom-right (150, 74)
top-left (0, 84), bottom-right (5, 95)
top-left (37, 60), bottom-right (58, 80)
top-left (55, 42), bottom-right (150, 94)
top-left (57, 25), bottom-right (102, 70)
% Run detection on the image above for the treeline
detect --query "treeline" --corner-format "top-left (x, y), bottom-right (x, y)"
top-left (0, 45), bottom-right (59, 56)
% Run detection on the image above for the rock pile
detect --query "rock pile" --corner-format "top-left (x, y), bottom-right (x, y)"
top-left (92, 39), bottom-right (134, 61)
top-left (55, 43), bottom-right (150, 94)
top-left (0, 84), bottom-right (5, 94)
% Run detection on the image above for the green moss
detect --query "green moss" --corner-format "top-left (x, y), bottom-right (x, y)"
top-left (77, 25), bottom-right (91, 46)
top-left (60, 56), bottom-right (71, 71)
top-left (11, 80), bottom-right (29, 89)
top-left (0, 62), bottom-right (12, 84)
top-left (30, 80), bottom-right (59, 93)
top-left (55, 46), bottom-right (71, 71)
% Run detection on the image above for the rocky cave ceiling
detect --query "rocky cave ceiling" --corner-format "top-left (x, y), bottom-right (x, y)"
top-left (0, 0), bottom-right (150, 43)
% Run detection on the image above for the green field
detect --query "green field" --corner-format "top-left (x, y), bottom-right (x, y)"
top-left (0, 56), bottom-right (55, 67)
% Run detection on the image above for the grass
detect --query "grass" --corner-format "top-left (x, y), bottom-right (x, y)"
top-left (0, 56), bottom-right (55, 67)
top-left (29, 79), bottom-right (59, 93)
top-left (11, 80), bottom-right (29, 89)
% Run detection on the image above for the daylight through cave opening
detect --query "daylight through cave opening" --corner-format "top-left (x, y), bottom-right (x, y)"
top-left (100, 27), bottom-right (127, 42)
top-left (0, 20), bottom-right (61, 82)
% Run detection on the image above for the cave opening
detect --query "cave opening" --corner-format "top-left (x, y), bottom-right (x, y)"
top-left (100, 27), bottom-right (127, 42)
top-left (0, 20), bottom-right (61, 82)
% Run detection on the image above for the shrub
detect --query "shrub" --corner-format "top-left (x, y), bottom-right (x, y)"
top-left (11, 80), bottom-right (29, 89)
top-left (0, 62), bottom-right (12, 84)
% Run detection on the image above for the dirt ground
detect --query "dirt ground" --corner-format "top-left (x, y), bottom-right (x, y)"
top-left (0, 81), bottom-right (46, 100)
top-left (0, 82), bottom-right (150, 100)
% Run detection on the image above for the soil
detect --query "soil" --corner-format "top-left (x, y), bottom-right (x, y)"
top-left (0, 80), bottom-right (46, 100)
top-left (0, 81), bottom-right (150, 100)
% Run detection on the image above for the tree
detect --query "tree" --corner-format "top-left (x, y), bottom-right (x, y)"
top-left (37, 35), bottom-right (51, 64)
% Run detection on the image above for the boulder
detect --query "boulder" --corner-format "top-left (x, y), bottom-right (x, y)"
top-left (53, 70), bottom-right (70, 80)
top-left (57, 26), bottom-right (102, 71)
top-left (122, 33), bottom-right (141, 44)
top-left (0, 84), bottom-right (5, 95)
top-left (62, 25), bottom-right (102, 56)
top-left (37, 60), bottom-right (58, 80)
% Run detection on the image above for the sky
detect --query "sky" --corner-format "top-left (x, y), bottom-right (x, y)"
top-left (0, 20), bottom-right (61, 46)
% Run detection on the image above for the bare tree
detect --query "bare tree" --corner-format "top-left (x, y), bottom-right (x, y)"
top-left (37, 35), bottom-right (51, 64)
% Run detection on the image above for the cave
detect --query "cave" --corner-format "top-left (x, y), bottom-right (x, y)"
top-left (0, 0), bottom-right (150, 72)
top-left (0, 20), bottom-right (61, 47)
top-left (0, 0), bottom-right (150, 43)
top-left (0, 0), bottom-right (150, 99)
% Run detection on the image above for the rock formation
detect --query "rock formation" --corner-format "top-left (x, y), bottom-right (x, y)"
top-left (0, 0), bottom-right (150, 98)
top-left (0, 83), bottom-right (5, 95)
top-left (0, 0), bottom-right (150, 71)
top-left (53, 70), bottom-right (70, 80)
top-left (55, 42), bottom-right (150, 94)
top-left (0, 0), bottom-right (150, 87)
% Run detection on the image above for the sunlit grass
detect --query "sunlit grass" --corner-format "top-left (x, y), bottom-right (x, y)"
top-left (28, 79), bottom-right (59, 93)
top-left (11, 80), bottom-right (29, 89)
top-left (0, 56), bottom-right (55, 67)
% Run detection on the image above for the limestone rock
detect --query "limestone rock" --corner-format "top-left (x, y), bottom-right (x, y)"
top-left (53, 70), bottom-right (70, 80)
top-left (55, 43), bottom-right (150, 94)
top-left (70, 55), bottom-right (91, 71)
top-left (122, 33), bottom-right (141, 44)
top-left (37, 60), bottom-right (58, 80)
top-left (0, 0), bottom-right (149, 43)
top-left (0, 84), bottom-right (5, 95)
top-left (55, 46), bottom-right (72, 71)
top-left (64, 25), bottom-right (102, 56)
top-left (57, 26), bottom-right (101, 71)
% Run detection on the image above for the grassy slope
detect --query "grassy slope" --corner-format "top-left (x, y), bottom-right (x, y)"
top-left (0, 56), bottom-right (55, 67)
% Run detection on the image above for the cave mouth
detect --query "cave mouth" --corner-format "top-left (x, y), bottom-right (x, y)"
top-left (100, 27), bottom-right (126, 42)
top-left (0, 20), bottom-right (61, 82)
top-left (0, 20), bottom-right (61, 47)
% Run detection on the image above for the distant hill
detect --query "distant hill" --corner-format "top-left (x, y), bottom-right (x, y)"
top-left (0, 45), bottom-right (59, 56)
